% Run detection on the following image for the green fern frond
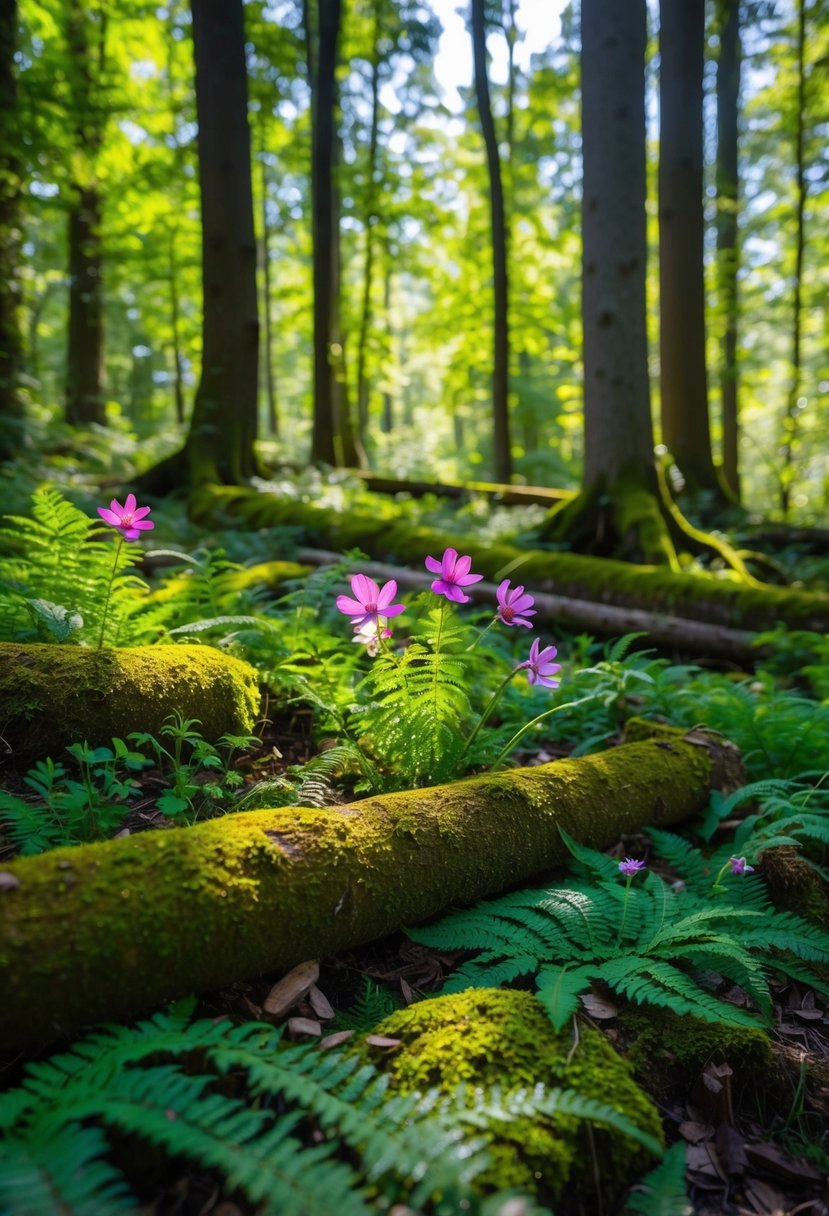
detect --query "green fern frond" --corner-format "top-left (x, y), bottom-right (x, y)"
top-left (623, 1142), bottom-right (690, 1216)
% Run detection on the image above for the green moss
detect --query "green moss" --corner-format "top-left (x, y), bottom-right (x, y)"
top-left (362, 989), bottom-right (662, 1204)
top-left (188, 485), bottom-right (829, 633)
top-left (0, 642), bottom-right (260, 757)
top-left (622, 1005), bottom-right (772, 1100)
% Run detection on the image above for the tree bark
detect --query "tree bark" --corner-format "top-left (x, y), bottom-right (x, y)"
top-left (307, 0), bottom-right (341, 465)
top-left (780, 0), bottom-right (807, 518)
top-left (185, 0), bottom-right (259, 484)
top-left (471, 0), bottom-right (511, 484)
top-left (65, 1), bottom-right (106, 428)
top-left (0, 0), bottom-right (22, 457)
top-left (580, 0), bottom-right (654, 491)
top-left (258, 125), bottom-right (279, 437)
top-left (0, 732), bottom-right (738, 1049)
top-left (658, 0), bottom-right (717, 492)
top-left (715, 0), bottom-right (742, 499)
top-left (355, 38), bottom-right (380, 447)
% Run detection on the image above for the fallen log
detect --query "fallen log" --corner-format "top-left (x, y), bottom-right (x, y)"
top-left (349, 470), bottom-right (574, 507)
top-left (297, 547), bottom-right (763, 660)
top-left (0, 729), bottom-right (741, 1050)
top-left (189, 485), bottom-right (829, 635)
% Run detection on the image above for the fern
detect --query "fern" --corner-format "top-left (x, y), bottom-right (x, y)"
top-left (0, 487), bottom-right (148, 646)
top-left (411, 830), bottom-right (829, 1032)
top-left (623, 1142), bottom-right (690, 1216)
top-left (357, 606), bottom-right (474, 787)
top-left (1, 1000), bottom-right (608, 1215)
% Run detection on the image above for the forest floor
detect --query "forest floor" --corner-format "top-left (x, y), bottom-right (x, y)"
top-left (1, 454), bottom-right (829, 1215)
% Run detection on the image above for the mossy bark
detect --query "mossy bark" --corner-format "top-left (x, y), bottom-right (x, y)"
top-left (0, 732), bottom-right (737, 1049)
top-left (189, 484), bottom-right (829, 634)
top-left (0, 643), bottom-right (260, 758)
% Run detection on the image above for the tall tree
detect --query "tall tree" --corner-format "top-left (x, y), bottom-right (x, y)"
top-left (779, 0), bottom-right (807, 517)
top-left (658, 0), bottom-right (718, 492)
top-left (471, 0), bottom-right (511, 483)
top-left (0, 0), bottom-right (22, 458)
top-left (184, 0), bottom-right (259, 483)
top-left (305, 0), bottom-right (359, 466)
top-left (715, 0), bottom-right (742, 498)
top-left (580, 0), bottom-right (653, 495)
top-left (65, 0), bottom-right (106, 427)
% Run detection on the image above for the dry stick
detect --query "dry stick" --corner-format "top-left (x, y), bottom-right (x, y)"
top-left (0, 730), bottom-right (742, 1050)
top-left (296, 548), bottom-right (763, 661)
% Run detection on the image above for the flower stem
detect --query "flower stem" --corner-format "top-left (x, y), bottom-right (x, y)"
top-left (461, 668), bottom-right (519, 759)
top-left (466, 616), bottom-right (498, 653)
top-left (617, 875), bottom-right (633, 946)
top-left (487, 694), bottom-right (595, 772)
top-left (97, 535), bottom-right (124, 651)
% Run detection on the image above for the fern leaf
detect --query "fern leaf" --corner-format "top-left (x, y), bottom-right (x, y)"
top-left (623, 1142), bottom-right (690, 1216)
top-left (536, 964), bottom-right (600, 1031)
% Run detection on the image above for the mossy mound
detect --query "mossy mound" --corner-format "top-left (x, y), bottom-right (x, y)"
top-left (0, 642), bottom-right (260, 758)
top-left (363, 988), bottom-right (663, 1205)
top-left (622, 1005), bottom-right (772, 1101)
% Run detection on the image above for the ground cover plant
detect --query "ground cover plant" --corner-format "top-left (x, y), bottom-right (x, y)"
top-left (1, 481), bottom-right (828, 1214)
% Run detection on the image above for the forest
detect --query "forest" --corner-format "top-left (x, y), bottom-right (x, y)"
top-left (0, 0), bottom-right (828, 1213)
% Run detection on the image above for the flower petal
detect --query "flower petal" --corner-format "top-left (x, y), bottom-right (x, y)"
top-left (443, 584), bottom-right (469, 603)
top-left (123, 493), bottom-right (137, 515)
top-left (97, 507), bottom-right (121, 526)
top-left (376, 580), bottom-right (398, 609)
top-left (131, 519), bottom-right (154, 530)
top-left (456, 572), bottom-right (483, 586)
top-left (424, 555), bottom-right (443, 575)
top-left (132, 505), bottom-right (152, 520)
top-left (441, 548), bottom-right (458, 577)
top-left (382, 603), bottom-right (406, 617)
top-left (454, 554), bottom-right (471, 578)
top-left (351, 574), bottom-right (380, 606)
top-left (337, 595), bottom-right (366, 616)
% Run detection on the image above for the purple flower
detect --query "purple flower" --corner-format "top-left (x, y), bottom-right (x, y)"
top-left (425, 547), bottom-right (483, 604)
top-left (729, 856), bottom-right (754, 875)
top-left (518, 638), bottom-right (561, 688)
top-left (496, 579), bottom-right (536, 629)
top-left (619, 857), bottom-right (646, 877)
top-left (336, 574), bottom-right (405, 628)
top-left (352, 617), bottom-right (392, 656)
top-left (97, 493), bottom-right (154, 541)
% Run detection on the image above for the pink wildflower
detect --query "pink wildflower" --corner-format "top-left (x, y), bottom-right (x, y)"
top-left (352, 617), bottom-right (392, 657)
top-left (336, 574), bottom-right (405, 628)
top-left (518, 638), bottom-right (561, 688)
top-left (729, 856), bottom-right (754, 875)
top-left (424, 547), bottom-right (483, 604)
top-left (97, 493), bottom-right (154, 541)
top-left (619, 857), bottom-right (646, 877)
top-left (496, 579), bottom-right (536, 629)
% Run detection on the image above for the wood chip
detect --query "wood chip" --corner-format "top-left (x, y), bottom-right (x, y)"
top-left (364, 1035), bottom-right (402, 1048)
top-left (263, 960), bottom-right (320, 1018)
top-left (287, 1017), bottom-right (321, 1038)
top-left (320, 1030), bottom-right (355, 1050)
top-left (400, 978), bottom-right (415, 1006)
top-left (308, 984), bottom-right (335, 1021)
top-left (744, 1141), bottom-right (822, 1185)
top-left (744, 1177), bottom-right (786, 1215)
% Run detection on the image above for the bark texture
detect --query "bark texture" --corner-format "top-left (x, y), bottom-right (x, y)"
top-left (581, 0), bottom-right (654, 489)
top-left (658, 0), bottom-right (717, 491)
top-left (472, 0), bottom-right (512, 484)
top-left (186, 0), bottom-right (259, 483)
top-left (0, 732), bottom-right (737, 1048)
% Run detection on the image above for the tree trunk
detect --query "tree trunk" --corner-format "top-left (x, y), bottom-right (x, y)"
top-left (65, 0), bottom-right (106, 428)
top-left (167, 229), bottom-right (186, 426)
top-left (715, 0), bottom-right (741, 499)
top-left (780, 0), bottom-right (807, 519)
top-left (381, 262), bottom-right (393, 433)
top-left (580, 0), bottom-right (654, 492)
top-left (307, 0), bottom-right (340, 465)
top-left (471, 0), bottom-right (511, 484)
top-left (0, 732), bottom-right (739, 1049)
top-left (658, 0), bottom-right (717, 492)
top-left (259, 126), bottom-right (279, 437)
top-left (0, 0), bottom-right (22, 458)
top-left (66, 188), bottom-right (106, 426)
top-left (355, 39), bottom-right (381, 447)
top-left (183, 0), bottom-right (259, 484)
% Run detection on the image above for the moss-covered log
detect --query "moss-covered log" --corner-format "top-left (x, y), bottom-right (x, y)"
top-left (189, 484), bottom-right (829, 634)
top-left (350, 470), bottom-right (574, 507)
top-left (0, 730), bottom-right (740, 1049)
top-left (0, 643), bottom-right (260, 758)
